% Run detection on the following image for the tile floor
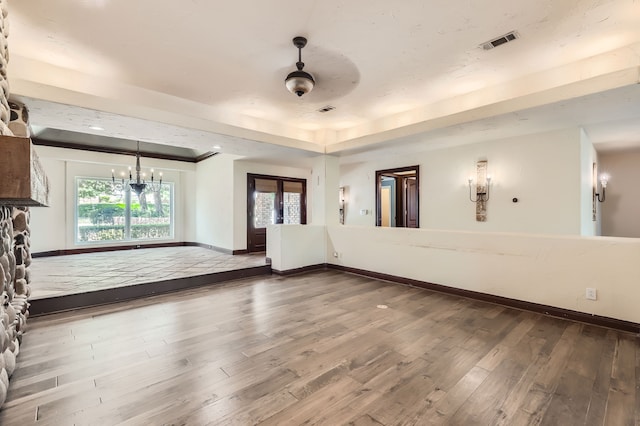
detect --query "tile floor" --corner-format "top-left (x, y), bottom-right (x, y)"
top-left (29, 247), bottom-right (267, 299)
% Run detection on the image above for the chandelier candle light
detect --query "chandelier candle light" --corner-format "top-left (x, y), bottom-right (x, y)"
top-left (111, 141), bottom-right (162, 197)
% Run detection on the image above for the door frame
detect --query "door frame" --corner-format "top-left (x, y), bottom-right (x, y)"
top-left (375, 165), bottom-right (419, 228)
top-left (405, 176), bottom-right (418, 228)
top-left (247, 173), bottom-right (307, 252)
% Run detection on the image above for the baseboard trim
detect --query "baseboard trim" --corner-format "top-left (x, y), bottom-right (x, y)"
top-left (33, 242), bottom-right (241, 257)
top-left (32, 242), bottom-right (185, 257)
top-left (272, 264), bottom-right (327, 276)
top-left (326, 264), bottom-right (640, 335)
top-left (183, 242), bottom-right (235, 255)
top-left (29, 265), bottom-right (272, 316)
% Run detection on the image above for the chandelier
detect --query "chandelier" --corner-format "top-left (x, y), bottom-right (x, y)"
top-left (111, 141), bottom-right (162, 197)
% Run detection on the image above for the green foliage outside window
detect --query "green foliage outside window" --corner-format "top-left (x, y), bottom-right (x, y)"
top-left (76, 178), bottom-right (173, 242)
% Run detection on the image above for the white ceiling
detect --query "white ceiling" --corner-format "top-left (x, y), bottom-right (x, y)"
top-left (6, 0), bottom-right (640, 163)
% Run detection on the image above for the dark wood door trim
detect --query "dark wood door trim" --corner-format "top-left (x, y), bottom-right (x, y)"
top-left (375, 165), bottom-right (419, 227)
top-left (247, 173), bottom-right (307, 253)
top-left (405, 177), bottom-right (418, 228)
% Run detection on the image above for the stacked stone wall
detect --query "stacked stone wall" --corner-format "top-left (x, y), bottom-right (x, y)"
top-left (0, 207), bottom-right (31, 406)
top-left (0, 0), bottom-right (10, 138)
top-left (0, 1), bottom-right (35, 408)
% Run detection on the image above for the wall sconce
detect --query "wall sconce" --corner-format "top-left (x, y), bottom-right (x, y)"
top-left (468, 175), bottom-right (491, 202)
top-left (469, 160), bottom-right (490, 222)
top-left (592, 163), bottom-right (608, 221)
top-left (339, 186), bottom-right (346, 224)
top-left (595, 174), bottom-right (608, 203)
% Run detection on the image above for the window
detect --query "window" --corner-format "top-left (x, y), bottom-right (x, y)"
top-left (76, 177), bottom-right (174, 243)
top-left (253, 178), bottom-right (278, 228)
top-left (283, 181), bottom-right (303, 224)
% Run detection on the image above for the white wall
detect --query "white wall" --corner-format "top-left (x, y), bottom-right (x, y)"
top-left (181, 169), bottom-right (197, 242)
top-left (29, 145), bottom-right (196, 252)
top-left (232, 160), bottom-right (313, 251)
top-left (267, 224), bottom-right (326, 271)
top-left (600, 148), bottom-right (640, 237)
top-left (29, 154), bottom-right (66, 252)
top-left (326, 226), bottom-right (640, 324)
top-left (310, 155), bottom-right (340, 226)
top-left (341, 128), bottom-right (583, 235)
top-left (194, 153), bottom-right (240, 250)
top-left (580, 129), bottom-right (599, 236)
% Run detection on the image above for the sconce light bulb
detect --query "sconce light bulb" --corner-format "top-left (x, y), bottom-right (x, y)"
top-left (486, 175), bottom-right (492, 183)
top-left (468, 177), bottom-right (474, 185)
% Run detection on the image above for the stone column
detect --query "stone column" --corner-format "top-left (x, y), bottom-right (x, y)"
top-left (0, 205), bottom-right (24, 406)
top-left (0, 0), bottom-right (35, 407)
top-left (0, 0), bottom-right (10, 138)
top-left (0, 0), bottom-right (12, 405)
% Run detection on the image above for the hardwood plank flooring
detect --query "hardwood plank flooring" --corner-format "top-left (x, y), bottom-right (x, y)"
top-left (1, 270), bottom-right (638, 425)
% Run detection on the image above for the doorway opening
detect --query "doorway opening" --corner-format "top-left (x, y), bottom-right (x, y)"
top-left (375, 166), bottom-right (419, 228)
top-left (247, 174), bottom-right (307, 252)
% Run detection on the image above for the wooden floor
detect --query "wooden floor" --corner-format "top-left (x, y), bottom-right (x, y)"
top-left (1, 270), bottom-right (638, 425)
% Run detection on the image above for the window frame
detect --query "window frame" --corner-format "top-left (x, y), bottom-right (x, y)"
top-left (74, 176), bottom-right (175, 244)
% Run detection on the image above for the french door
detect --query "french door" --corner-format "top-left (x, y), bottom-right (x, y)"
top-left (247, 174), bottom-right (307, 252)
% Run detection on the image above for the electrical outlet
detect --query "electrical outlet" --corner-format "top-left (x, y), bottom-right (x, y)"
top-left (586, 288), bottom-right (597, 301)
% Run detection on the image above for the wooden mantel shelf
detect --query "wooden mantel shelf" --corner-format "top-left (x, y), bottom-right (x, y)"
top-left (0, 135), bottom-right (50, 207)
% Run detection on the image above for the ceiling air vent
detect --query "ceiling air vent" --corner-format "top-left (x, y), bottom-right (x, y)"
top-left (317, 105), bottom-right (336, 113)
top-left (481, 31), bottom-right (519, 50)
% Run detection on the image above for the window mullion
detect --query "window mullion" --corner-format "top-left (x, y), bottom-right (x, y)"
top-left (125, 189), bottom-right (132, 240)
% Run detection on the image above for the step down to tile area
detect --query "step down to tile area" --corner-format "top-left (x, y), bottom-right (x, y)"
top-left (29, 265), bottom-right (272, 316)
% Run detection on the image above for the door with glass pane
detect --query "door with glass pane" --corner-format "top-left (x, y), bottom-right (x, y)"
top-left (247, 174), bottom-right (306, 252)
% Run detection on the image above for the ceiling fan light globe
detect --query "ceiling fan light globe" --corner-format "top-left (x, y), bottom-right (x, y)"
top-left (285, 70), bottom-right (315, 97)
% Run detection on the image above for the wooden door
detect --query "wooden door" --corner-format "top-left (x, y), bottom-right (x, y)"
top-left (247, 174), bottom-right (307, 253)
top-left (247, 177), bottom-right (279, 252)
top-left (405, 177), bottom-right (418, 228)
